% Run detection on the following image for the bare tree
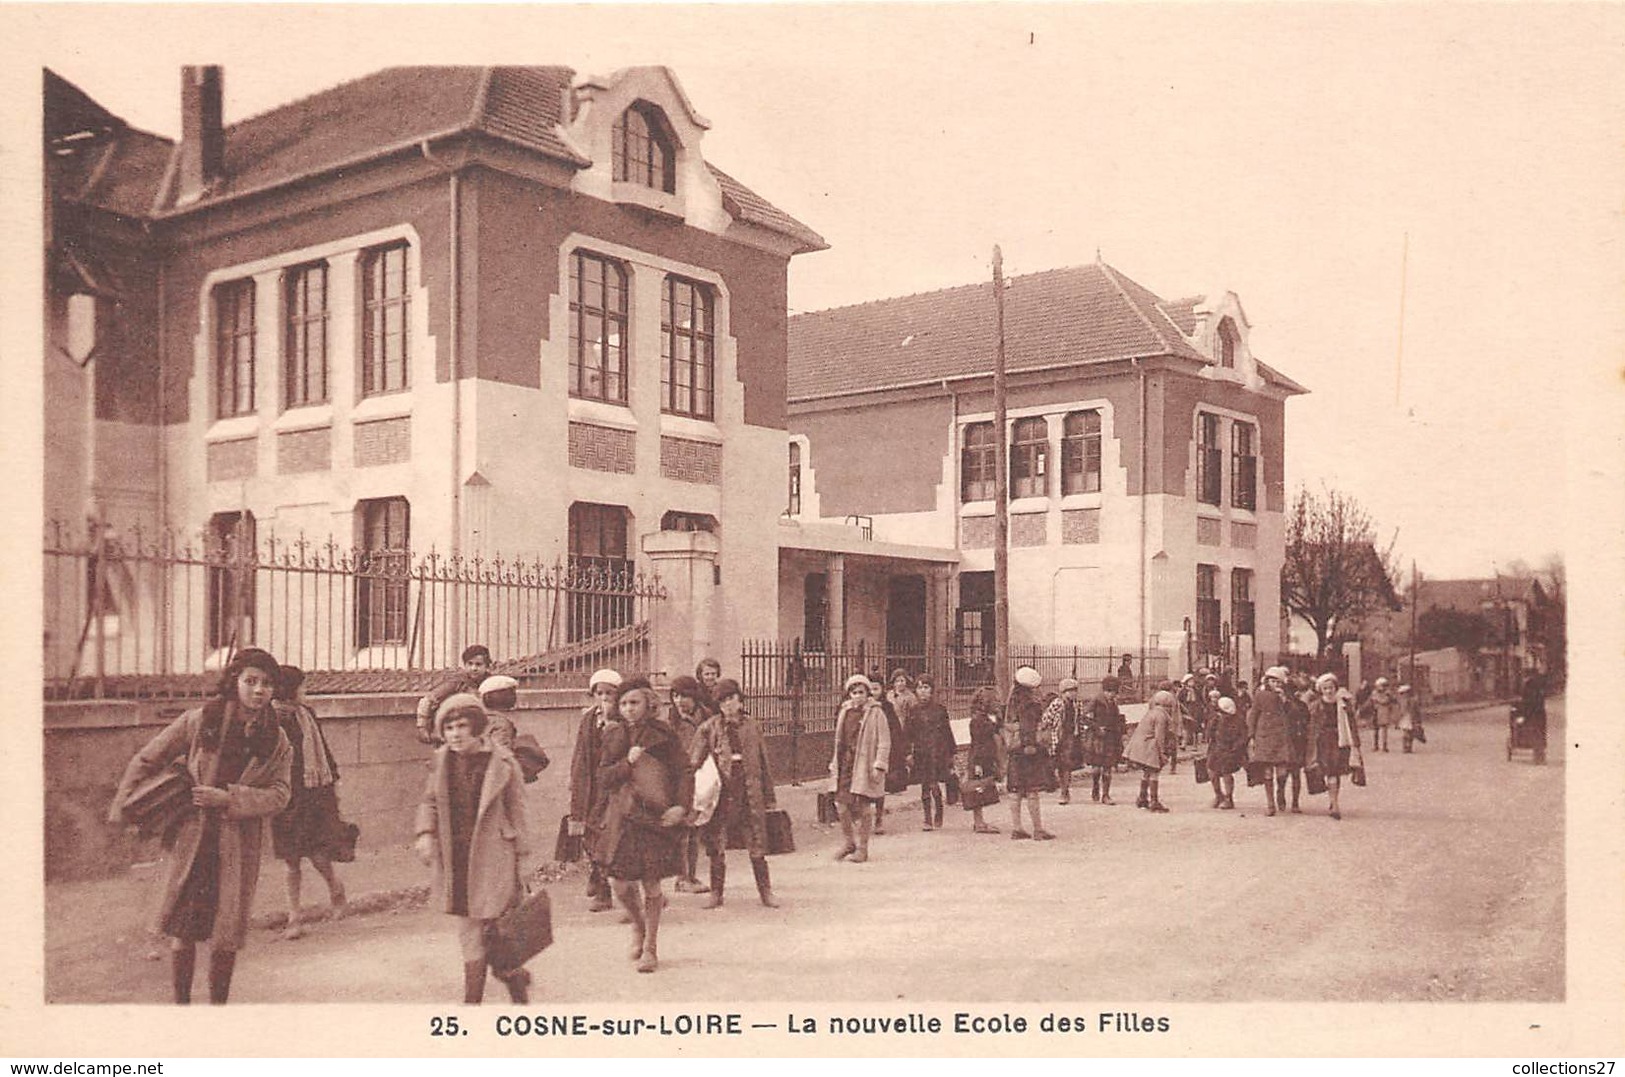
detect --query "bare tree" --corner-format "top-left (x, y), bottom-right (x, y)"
top-left (1281, 485), bottom-right (1402, 659)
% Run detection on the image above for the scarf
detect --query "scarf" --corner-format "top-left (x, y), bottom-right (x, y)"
top-left (1335, 699), bottom-right (1355, 749)
top-left (291, 703), bottom-right (336, 787)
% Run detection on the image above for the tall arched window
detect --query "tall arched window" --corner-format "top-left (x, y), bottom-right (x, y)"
top-left (1217, 317), bottom-right (1240, 369)
top-left (612, 102), bottom-right (676, 193)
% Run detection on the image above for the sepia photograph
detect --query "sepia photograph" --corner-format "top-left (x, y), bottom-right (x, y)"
top-left (6, 0), bottom-right (1624, 1060)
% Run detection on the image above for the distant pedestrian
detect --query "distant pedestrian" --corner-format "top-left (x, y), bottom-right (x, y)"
top-left (598, 683), bottom-right (694, 973)
top-left (1082, 676), bottom-right (1126, 804)
top-left (568, 669), bottom-right (623, 913)
top-left (1307, 673), bottom-right (1361, 821)
top-left (1125, 689), bottom-right (1178, 813)
top-left (666, 676), bottom-right (710, 895)
top-left (1398, 684), bottom-right (1424, 751)
top-left (414, 693), bottom-right (534, 1003)
top-left (270, 665), bottom-right (348, 942)
top-left (1204, 697), bottom-right (1247, 810)
top-left (1246, 666), bottom-right (1295, 817)
top-left (692, 679), bottom-right (780, 908)
top-left (416, 645), bottom-right (491, 744)
top-left (829, 674), bottom-right (891, 863)
top-left (1116, 652), bottom-right (1135, 694)
top-left (964, 687), bottom-right (1002, 834)
top-left (1370, 677), bottom-right (1399, 752)
top-left (1040, 678), bottom-right (1083, 805)
top-left (905, 675), bottom-right (954, 829)
top-left (110, 647), bottom-right (292, 1005)
top-left (1004, 666), bottom-right (1055, 840)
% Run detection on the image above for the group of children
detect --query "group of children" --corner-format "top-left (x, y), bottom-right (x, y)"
top-left (412, 654), bottom-right (782, 999)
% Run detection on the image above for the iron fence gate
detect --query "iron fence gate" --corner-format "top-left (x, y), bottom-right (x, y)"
top-left (44, 518), bottom-right (665, 700)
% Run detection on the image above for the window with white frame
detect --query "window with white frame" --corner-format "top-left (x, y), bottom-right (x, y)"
top-left (283, 262), bottom-right (328, 408)
top-left (570, 252), bottom-right (629, 404)
top-left (1010, 416), bottom-right (1048, 499)
top-left (1061, 409), bottom-right (1102, 494)
top-left (213, 279), bottom-right (256, 418)
top-left (360, 243), bottom-right (410, 396)
top-left (960, 422), bottom-right (996, 502)
top-left (612, 102), bottom-right (676, 194)
top-left (1231, 421), bottom-right (1257, 511)
top-left (661, 275), bottom-right (714, 418)
top-left (1198, 412), bottom-right (1223, 506)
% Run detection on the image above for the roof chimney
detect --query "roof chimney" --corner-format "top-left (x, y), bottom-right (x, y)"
top-left (178, 65), bottom-right (223, 204)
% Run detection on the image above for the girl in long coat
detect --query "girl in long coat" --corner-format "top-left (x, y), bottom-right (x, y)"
top-left (691, 679), bottom-right (780, 908)
top-left (1246, 667), bottom-right (1295, 816)
top-left (270, 665), bottom-right (347, 941)
top-left (1082, 676), bottom-right (1127, 804)
top-left (963, 687), bottom-right (1002, 834)
top-left (567, 669), bottom-right (622, 912)
top-left (1203, 696), bottom-right (1247, 809)
top-left (598, 683), bottom-right (694, 973)
top-left (828, 674), bottom-right (891, 862)
top-left (1275, 676), bottom-right (1312, 814)
top-left (1307, 673), bottom-right (1362, 820)
top-left (904, 675), bottom-right (955, 829)
top-left (109, 647), bottom-right (292, 1005)
top-left (414, 694), bottom-right (533, 1003)
top-left (1003, 667), bottom-right (1055, 840)
top-left (1124, 689), bottom-right (1178, 812)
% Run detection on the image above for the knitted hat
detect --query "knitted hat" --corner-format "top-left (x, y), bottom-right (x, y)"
top-left (844, 673), bottom-right (873, 694)
top-left (1315, 672), bottom-right (1340, 689)
top-left (435, 693), bottom-right (488, 738)
top-left (1265, 666), bottom-right (1290, 683)
top-left (588, 669), bottom-right (623, 691)
top-left (1151, 689), bottom-right (1176, 708)
top-left (1218, 697), bottom-right (1237, 715)
top-left (1014, 666), bottom-right (1042, 688)
top-left (1059, 677), bottom-right (1081, 693)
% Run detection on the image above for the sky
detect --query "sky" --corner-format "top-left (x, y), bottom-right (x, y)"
top-left (30, 3), bottom-right (1625, 581)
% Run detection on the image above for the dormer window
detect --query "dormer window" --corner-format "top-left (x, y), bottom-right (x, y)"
top-left (613, 102), bottom-right (676, 194)
top-left (1217, 317), bottom-right (1240, 369)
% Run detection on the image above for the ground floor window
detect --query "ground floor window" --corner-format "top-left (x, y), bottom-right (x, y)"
top-left (355, 498), bottom-right (409, 647)
top-left (568, 502), bottom-right (633, 641)
top-left (207, 511), bottom-right (257, 650)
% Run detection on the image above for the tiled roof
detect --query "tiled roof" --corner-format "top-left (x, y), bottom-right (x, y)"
top-left (1417, 577), bottom-right (1538, 612)
top-left (1161, 296), bottom-right (1203, 337)
top-left (790, 262), bottom-right (1233, 401)
top-left (46, 69), bottom-right (174, 219)
top-left (709, 164), bottom-right (827, 253)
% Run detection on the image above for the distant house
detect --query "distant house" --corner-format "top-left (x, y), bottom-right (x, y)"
top-left (1405, 576), bottom-right (1552, 695)
top-left (44, 65), bottom-right (824, 682)
top-left (782, 258), bottom-right (1307, 680)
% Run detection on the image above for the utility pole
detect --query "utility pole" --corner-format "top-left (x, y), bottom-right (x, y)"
top-left (1394, 231), bottom-right (1409, 407)
top-left (992, 246), bottom-right (1011, 703)
top-left (1408, 560), bottom-right (1419, 688)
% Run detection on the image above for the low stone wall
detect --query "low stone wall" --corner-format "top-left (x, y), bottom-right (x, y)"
top-left (45, 692), bottom-right (835, 882)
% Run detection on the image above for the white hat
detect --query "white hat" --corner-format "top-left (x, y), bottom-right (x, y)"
top-left (479, 674), bottom-right (519, 697)
top-left (1397, 684), bottom-right (1413, 694)
top-left (1014, 666), bottom-right (1042, 688)
top-left (1181, 673), bottom-right (1196, 683)
top-left (1059, 677), bottom-right (1081, 693)
top-left (588, 668), bottom-right (623, 691)
top-left (1217, 697), bottom-right (1237, 715)
top-left (1265, 666), bottom-right (1290, 683)
top-left (844, 673), bottom-right (873, 693)
top-left (1315, 672), bottom-right (1340, 689)
top-left (1375, 676), bottom-right (1390, 687)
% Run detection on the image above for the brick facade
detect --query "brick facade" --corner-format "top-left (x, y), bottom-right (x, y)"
top-left (568, 422), bottom-right (636, 474)
top-left (206, 438), bottom-right (256, 482)
top-left (1011, 512), bottom-right (1047, 547)
top-left (1061, 508), bottom-right (1101, 544)
top-left (277, 427), bottom-right (332, 474)
top-left (659, 436), bottom-right (722, 485)
top-left (354, 417), bottom-right (412, 467)
top-left (961, 515), bottom-right (993, 548)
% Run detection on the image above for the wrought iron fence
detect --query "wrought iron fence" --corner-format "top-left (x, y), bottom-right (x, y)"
top-left (739, 638), bottom-right (1168, 737)
top-left (43, 518), bottom-right (665, 700)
